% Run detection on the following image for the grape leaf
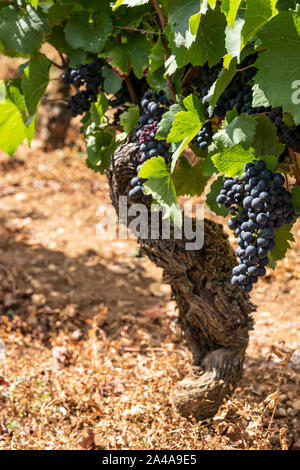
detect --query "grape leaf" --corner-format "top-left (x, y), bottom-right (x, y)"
top-left (203, 153), bottom-right (217, 177)
top-left (189, 9), bottom-right (226, 67)
top-left (166, 0), bottom-right (199, 48)
top-left (21, 54), bottom-right (50, 116)
top-left (103, 34), bottom-right (151, 77)
top-left (120, 105), bottom-right (139, 134)
top-left (138, 157), bottom-right (182, 225)
top-left (122, 0), bottom-right (149, 6)
top-left (149, 37), bottom-right (164, 74)
top-left (225, 15), bottom-right (245, 59)
top-left (268, 223), bottom-right (295, 268)
top-left (89, 93), bottom-right (109, 126)
top-left (86, 129), bottom-right (116, 172)
top-left (211, 145), bottom-right (256, 177)
top-left (47, 26), bottom-right (87, 66)
top-left (102, 66), bottom-right (123, 94)
top-left (64, 11), bottom-right (112, 53)
top-left (138, 156), bottom-right (169, 179)
top-left (173, 157), bottom-right (210, 196)
top-left (0, 5), bottom-right (49, 55)
top-left (167, 111), bottom-right (201, 143)
top-left (291, 186), bottom-right (300, 214)
top-left (102, 43), bottom-right (130, 74)
top-left (126, 34), bottom-right (152, 78)
top-left (255, 11), bottom-right (300, 124)
top-left (167, 95), bottom-right (204, 143)
top-left (48, 3), bottom-right (71, 28)
top-left (206, 59), bottom-right (237, 111)
top-left (0, 99), bottom-right (27, 156)
top-left (156, 104), bottom-right (183, 140)
top-left (206, 176), bottom-right (230, 216)
top-left (214, 114), bottom-right (256, 151)
top-left (260, 155), bottom-right (278, 171)
top-left (251, 83), bottom-right (270, 108)
top-left (165, 55), bottom-right (177, 76)
top-left (241, 0), bottom-right (278, 50)
top-left (221, 0), bottom-right (243, 29)
top-left (252, 115), bottom-right (285, 158)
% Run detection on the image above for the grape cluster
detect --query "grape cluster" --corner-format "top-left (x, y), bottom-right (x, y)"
top-left (62, 59), bottom-right (103, 117)
top-left (192, 55), bottom-right (260, 120)
top-left (268, 107), bottom-right (300, 153)
top-left (129, 91), bottom-right (171, 201)
top-left (217, 160), bottom-right (295, 292)
top-left (194, 121), bottom-right (213, 151)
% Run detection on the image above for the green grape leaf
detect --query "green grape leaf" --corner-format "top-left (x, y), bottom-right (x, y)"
top-left (102, 66), bottom-right (123, 94)
top-left (255, 11), bottom-right (300, 124)
top-left (211, 145), bottom-right (257, 177)
top-left (167, 0), bottom-right (199, 48)
top-left (113, 0), bottom-right (124, 9)
top-left (0, 100), bottom-right (27, 156)
top-left (138, 156), bottom-right (182, 225)
top-left (0, 5), bottom-right (49, 55)
top-left (173, 157), bottom-right (210, 196)
top-left (156, 104), bottom-right (183, 140)
top-left (189, 9), bottom-right (226, 67)
top-left (203, 153), bottom-right (217, 177)
top-left (127, 34), bottom-right (151, 78)
top-left (164, 55), bottom-right (177, 76)
top-left (48, 3), bottom-right (71, 28)
top-left (225, 15), bottom-right (245, 59)
top-left (64, 11), bottom-right (112, 53)
top-left (86, 129), bottom-right (116, 172)
top-left (103, 34), bottom-right (151, 77)
top-left (47, 26), bottom-right (87, 66)
top-left (206, 176), bottom-right (230, 216)
top-left (268, 224), bottom-right (295, 268)
top-left (121, 0), bottom-right (149, 6)
top-left (138, 156), bottom-right (169, 179)
top-left (166, 95), bottom-right (204, 171)
top-left (251, 83), bottom-right (270, 108)
top-left (90, 93), bottom-right (109, 126)
top-left (120, 105), bottom-right (139, 134)
top-left (213, 114), bottom-right (257, 150)
top-left (21, 54), bottom-right (50, 116)
top-left (252, 115), bottom-right (285, 158)
top-left (260, 155), bottom-right (278, 171)
top-left (149, 37), bottom-right (164, 74)
top-left (167, 111), bottom-right (200, 143)
top-left (241, 0), bottom-right (278, 49)
top-left (206, 59), bottom-right (237, 111)
top-left (291, 186), bottom-right (300, 214)
top-left (221, 0), bottom-right (243, 28)
top-left (167, 95), bottom-right (204, 143)
top-left (102, 44), bottom-right (130, 74)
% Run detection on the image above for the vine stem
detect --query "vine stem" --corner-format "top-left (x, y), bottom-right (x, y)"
top-left (114, 25), bottom-right (161, 36)
top-left (288, 147), bottom-right (300, 185)
top-left (181, 65), bottom-right (199, 89)
top-left (151, 0), bottom-right (166, 29)
top-left (236, 64), bottom-right (255, 73)
top-left (48, 58), bottom-right (65, 70)
top-left (125, 77), bottom-right (138, 104)
top-left (150, 0), bottom-right (177, 102)
top-left (42, 98), bottom-right (69, 105)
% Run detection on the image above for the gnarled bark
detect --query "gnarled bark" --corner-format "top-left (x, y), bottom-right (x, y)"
top-left (107, 134), bottom-right (255, 420)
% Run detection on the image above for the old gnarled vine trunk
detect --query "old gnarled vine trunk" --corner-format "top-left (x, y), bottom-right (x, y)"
top-left (107, 134), bottom-right (255, 420)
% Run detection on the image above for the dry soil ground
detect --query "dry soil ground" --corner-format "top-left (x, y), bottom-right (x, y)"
top-left (0, 134), bottom-right (299, 450)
